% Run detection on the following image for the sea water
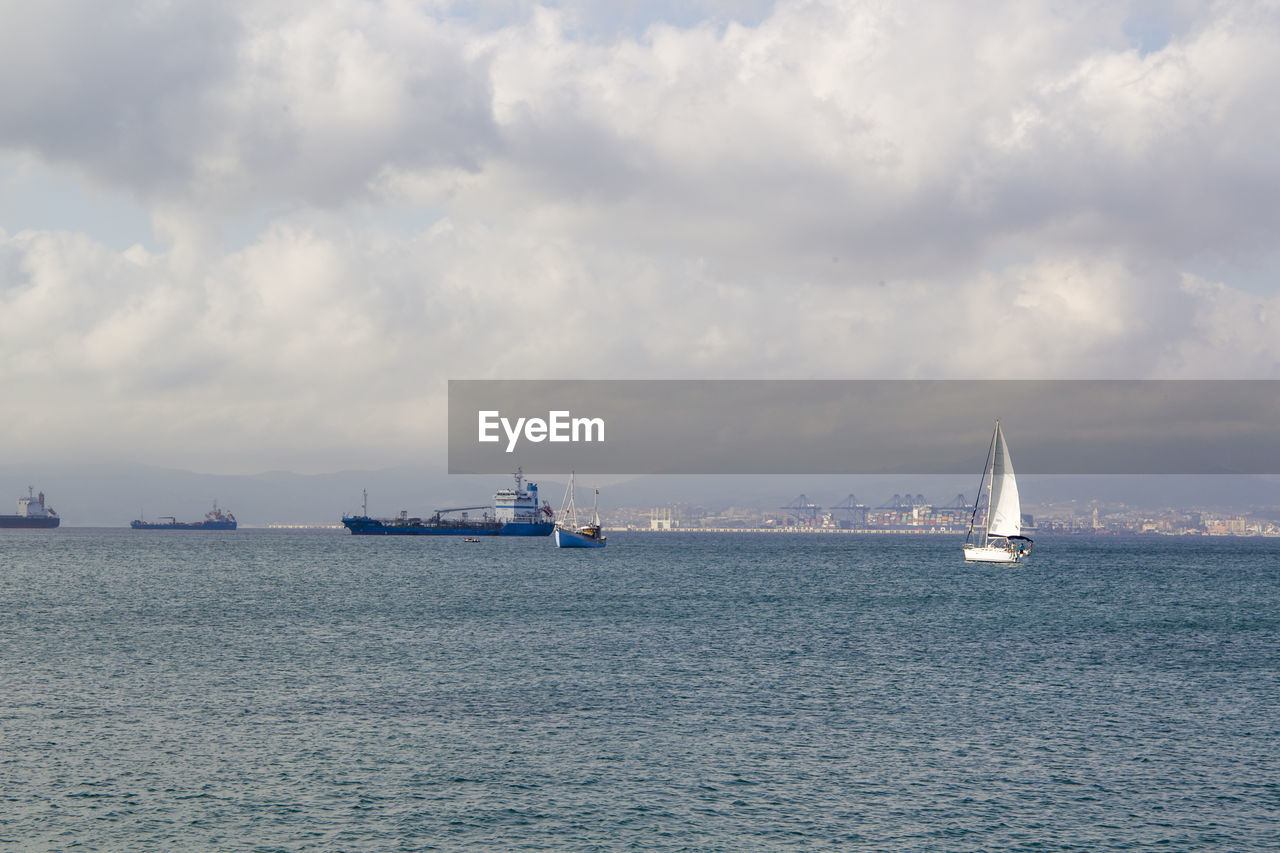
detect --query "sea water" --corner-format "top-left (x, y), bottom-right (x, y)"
top-left (1, 530), bottom-right (1277, 851)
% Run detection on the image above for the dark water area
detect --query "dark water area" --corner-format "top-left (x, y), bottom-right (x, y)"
top-left (2, 530), bottom-right (1278, 850)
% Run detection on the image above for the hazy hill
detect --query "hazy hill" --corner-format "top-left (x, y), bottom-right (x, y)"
top-left (4, 464), bottom-right (1279, 526)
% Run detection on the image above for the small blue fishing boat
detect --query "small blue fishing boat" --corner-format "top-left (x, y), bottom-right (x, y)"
top-left (553, 472), bottom-right (606, 548)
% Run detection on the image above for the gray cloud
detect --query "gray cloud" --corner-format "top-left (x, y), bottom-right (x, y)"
top-left (0, 1), bottom-right (238, 193)
top-left (0, 1), bottom-right (499, 210)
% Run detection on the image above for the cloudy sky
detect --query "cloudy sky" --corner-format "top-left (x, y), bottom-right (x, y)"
top-left (2, 0), bottom-right (1278, 475)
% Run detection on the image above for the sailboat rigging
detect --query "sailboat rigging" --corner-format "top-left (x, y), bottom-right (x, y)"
top-left (963, 420), bottom-right (1033, 564)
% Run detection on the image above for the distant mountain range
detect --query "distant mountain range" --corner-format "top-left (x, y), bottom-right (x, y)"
top-left (2, 464), bottom-right (1279, 526)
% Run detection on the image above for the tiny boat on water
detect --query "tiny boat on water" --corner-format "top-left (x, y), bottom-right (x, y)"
top-left (554, 472), bottom-right (606, 548)
top-left (962, 420), bottom-right (1032, 564)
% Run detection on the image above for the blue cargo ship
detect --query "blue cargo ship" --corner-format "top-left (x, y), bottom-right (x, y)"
top-left (342, 469), bottom-right (554, 536)
top-left (131, 503), bottom-right (237, 530)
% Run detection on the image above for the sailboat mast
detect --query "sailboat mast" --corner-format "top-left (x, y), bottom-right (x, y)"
top-left (983, 420), bottom-right (1001, 543)
top-left (965, 421), bottom-right (998, 544)
top-left (566, 471), bottom-right (577, 527)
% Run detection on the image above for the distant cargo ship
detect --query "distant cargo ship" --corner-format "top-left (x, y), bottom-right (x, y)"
top-left (343, 469), bottom-right (554, 536)
top-left (0, 487), bottom-right (60, 529)
top-left (131, 503), bottom-right (237, 531)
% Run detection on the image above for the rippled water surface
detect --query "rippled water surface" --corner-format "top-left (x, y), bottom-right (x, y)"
top-left (2, 530), bottom-right (1278, 850)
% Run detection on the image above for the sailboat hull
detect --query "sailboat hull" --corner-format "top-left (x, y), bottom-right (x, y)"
top-left (963, 543), bottom-right (1029, 564)
top-left (554, 526), bottom-right (606, 548)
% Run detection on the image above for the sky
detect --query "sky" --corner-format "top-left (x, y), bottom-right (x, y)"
top-left (2, 0), bottom-right (1279, 476)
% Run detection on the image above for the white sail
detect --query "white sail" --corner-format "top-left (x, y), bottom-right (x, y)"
top-left (986, 424), bottom-right (1021, 538)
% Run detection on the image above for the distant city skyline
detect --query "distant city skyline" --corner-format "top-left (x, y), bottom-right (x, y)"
top-left (3, 2), bottom-right (1279, 475)
top-left (4, 460), bottom-right (1278, 527)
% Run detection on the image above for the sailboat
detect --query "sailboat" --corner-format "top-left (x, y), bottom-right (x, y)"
top-left (554, 471), bottom-right (606, 548)
top-left (963, 420), bottom-right (1033, 563)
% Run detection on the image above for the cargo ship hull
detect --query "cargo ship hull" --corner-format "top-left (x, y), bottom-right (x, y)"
top-left (130, 520), bottom-right (237, 531)
top-left (132, 503), bottom-right (237, 530)
top-left (0, 515), bottom-right (60, 529)
top-left (342, 517), bottom-right (552, 536)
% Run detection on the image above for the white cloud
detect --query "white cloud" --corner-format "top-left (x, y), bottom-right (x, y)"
top-left (1, 0), bottom-right (1278, 471)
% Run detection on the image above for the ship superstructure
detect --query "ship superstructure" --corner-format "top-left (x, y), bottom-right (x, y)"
top-left (0, 487), bottom-right (61, 529)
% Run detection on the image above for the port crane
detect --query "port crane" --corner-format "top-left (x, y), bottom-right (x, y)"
top-left (781, 494), bottom-right (821, 524)
top-left (831, 494), bottom-right (869, 526)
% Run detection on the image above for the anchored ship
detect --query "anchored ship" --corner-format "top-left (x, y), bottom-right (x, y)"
top-left (342, 469), bottom-right (554, 536)
top-left (0, 487), bottom-right (61, 529)
top-left (131, 503), bottom-right (237, 531)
